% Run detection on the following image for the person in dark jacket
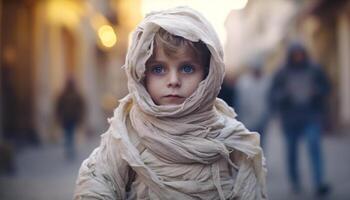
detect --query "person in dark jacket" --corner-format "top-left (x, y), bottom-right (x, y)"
top-left (269, 42), bottom-right (331, 196)
top-left (218, 78), bottom-right (236, 108)
top-left (56, 77), bottom-right (85, 160)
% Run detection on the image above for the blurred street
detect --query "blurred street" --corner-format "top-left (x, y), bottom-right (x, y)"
top-left (265, 120), bottom-right (350, 200)
top-left (1, 121), bottom-right (350, 200)
top-left (0, 134), bottom-right (100, 200)
top-left (1, 0), bottom-right (350, 200)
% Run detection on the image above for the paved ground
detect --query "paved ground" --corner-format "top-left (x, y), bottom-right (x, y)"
top-left (0, 120), bottom-right (349, 200)
top-left (0, 135), bottom-right (100, 200)
top-left (265, 120), bottom-right (350, 200)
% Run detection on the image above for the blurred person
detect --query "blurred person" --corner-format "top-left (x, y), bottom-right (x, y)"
top-left (0, 46), bottom-right (18, 175)
top-left (74, 7), bottom-right (267, 199)
top-left (269, 41), bottom-right (331, 196)
top-left (235, 60), bottom-right (271, 148)
top-left (0, 142), bottom-right (16, 175)
top-left (218, 78), bottom-right (236, 108)
top-left (1, 46), bottom-right (18, 142)
top-left (55, 77), bottom-right (85, 160)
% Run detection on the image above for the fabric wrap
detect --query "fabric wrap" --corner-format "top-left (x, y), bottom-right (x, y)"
top-left (75, 6), bottom-right (267, 200)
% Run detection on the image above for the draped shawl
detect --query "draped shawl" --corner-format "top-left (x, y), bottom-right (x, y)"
top-left (75, 6), bottom-right (267, 200)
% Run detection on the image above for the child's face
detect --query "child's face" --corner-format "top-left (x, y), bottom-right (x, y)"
top-left (145, 46), bottom-right (206, 105)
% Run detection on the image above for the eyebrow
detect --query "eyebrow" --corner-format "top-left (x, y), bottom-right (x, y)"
top-left (145, 59), bottom-right (164, 65)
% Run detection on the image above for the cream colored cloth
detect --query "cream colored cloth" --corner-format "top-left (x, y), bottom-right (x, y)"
top-left (74, 6), bottom-right (267, 200)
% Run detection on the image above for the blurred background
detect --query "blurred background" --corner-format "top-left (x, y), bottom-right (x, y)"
top-left (0, 0), bottom-right (349, 199)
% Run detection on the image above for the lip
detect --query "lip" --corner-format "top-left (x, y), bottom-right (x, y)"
top-left (163, 94), bottom-right (184, 98)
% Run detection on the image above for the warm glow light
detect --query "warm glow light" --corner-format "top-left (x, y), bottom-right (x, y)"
top-left (91, 14), bottom-right (109, 31)
top-left (141, 0), bottom-right (248, 45)
top-left (46, 0), bottom-right (82, 27)
top-left (98, 25), bottom-right (117, 48)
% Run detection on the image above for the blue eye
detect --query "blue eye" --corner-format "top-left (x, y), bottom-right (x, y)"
top-left (182, 65), bottom-right (194, 73)
top-left (150, 65), bottom-right (165, 74)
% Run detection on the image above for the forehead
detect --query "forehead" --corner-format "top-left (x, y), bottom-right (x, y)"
top-left (149, 44), bottom-right (201, 62)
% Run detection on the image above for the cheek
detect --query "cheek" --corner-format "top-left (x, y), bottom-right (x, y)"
top-left (145, 76), bottom-right (160, 95)
top-left (145, 76), bottom-right (154, 92)
top-left (186, 75), bottom-right (204, 93)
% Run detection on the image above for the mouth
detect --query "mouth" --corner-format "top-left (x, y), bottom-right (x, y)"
top-left (163, 94), bottom-right (184, 98)
top-left (161, 94), bottom-right (185, 105)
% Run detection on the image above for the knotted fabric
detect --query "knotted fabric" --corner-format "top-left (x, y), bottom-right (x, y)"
top-left (75, 6), bottom-right (267, 200)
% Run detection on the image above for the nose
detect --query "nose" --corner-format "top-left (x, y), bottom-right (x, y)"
top-left (167, 70), bottom-right (181, 88)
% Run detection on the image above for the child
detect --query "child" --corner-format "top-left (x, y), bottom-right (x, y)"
top-left (74, 6), bottom-right (267, 200)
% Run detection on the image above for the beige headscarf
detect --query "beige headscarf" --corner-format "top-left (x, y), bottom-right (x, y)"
top-left (75, 6), bottom-right (267, 200)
